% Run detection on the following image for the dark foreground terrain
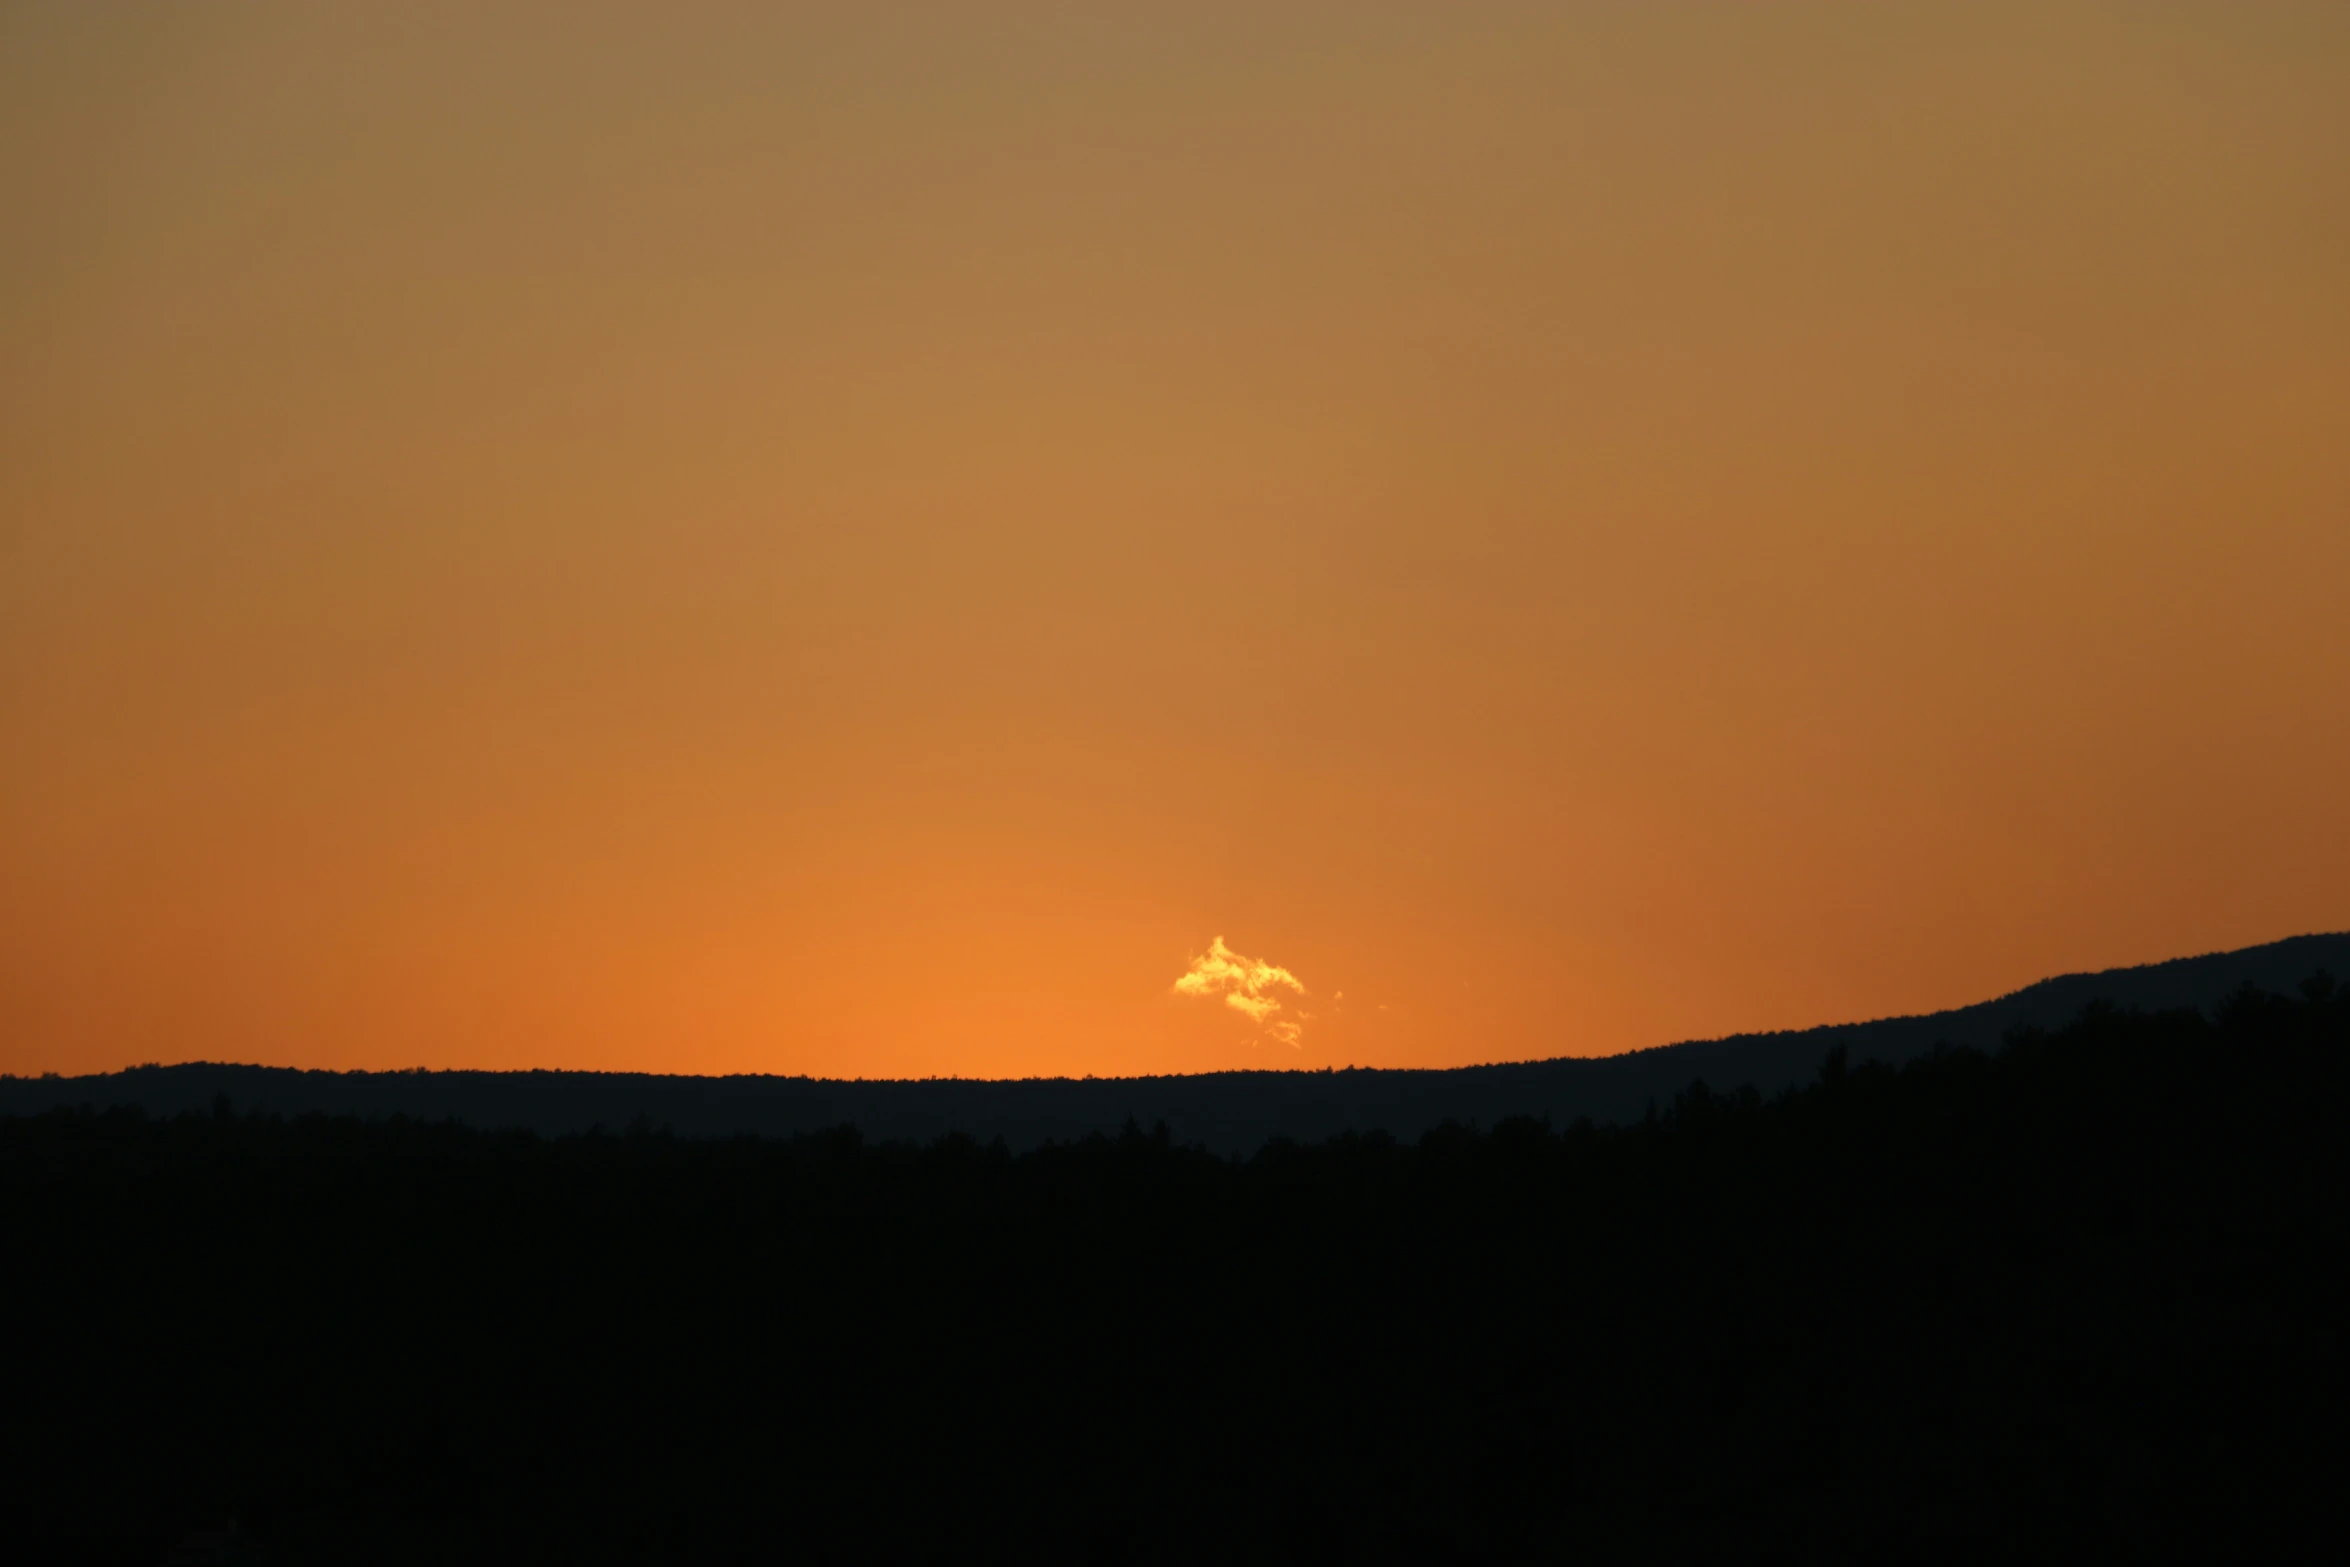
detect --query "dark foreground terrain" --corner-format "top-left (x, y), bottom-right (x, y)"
top-left (7, 978), bottom-right (2345, 1563)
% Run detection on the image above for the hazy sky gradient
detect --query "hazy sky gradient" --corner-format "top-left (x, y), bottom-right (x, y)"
top-left (5, 2), bottom-right (2346, 1079)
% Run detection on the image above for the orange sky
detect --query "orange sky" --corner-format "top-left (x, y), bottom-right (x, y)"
top-left (4, 3), bottom-right (2346, 1081)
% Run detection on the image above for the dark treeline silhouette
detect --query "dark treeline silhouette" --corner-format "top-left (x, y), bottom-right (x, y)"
top-left (6, 977), bottom-right (2345, 1562)
top-left (8, 932), bottom-right (2344, 1154)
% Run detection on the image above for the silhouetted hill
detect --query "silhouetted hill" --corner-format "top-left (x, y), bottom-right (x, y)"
top-left (8, 979), bottom-right (2345, 1559)
top-left (7, 931), bottom-right (2343, 1153)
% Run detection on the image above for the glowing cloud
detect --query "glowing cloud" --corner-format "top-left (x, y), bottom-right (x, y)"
top-left (1173, 936), bottom-right (1308, 1048)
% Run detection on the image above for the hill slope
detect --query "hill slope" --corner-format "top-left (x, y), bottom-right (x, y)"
top-left (9, 974), bottom-right (2346, 1557)
top-left (6, 931), bottom-right (2343, 1153)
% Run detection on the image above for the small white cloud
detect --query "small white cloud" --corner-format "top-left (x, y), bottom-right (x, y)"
top-left (1173, 936), bottom-right (1308, 1048)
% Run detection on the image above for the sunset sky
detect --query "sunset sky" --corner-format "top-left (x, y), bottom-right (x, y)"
top-left (4, 2), bottom-right (2346, 1082)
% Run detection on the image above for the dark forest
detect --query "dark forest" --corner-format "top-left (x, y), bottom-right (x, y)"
top-left (7, 978), bottom-right (2344, 1563)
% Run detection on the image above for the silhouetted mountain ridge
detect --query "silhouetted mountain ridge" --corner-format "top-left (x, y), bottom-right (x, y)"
top-left (7, 931), bottom-right (2342, 1154)
top-left (11, 971), bottom-right (2346, 1558)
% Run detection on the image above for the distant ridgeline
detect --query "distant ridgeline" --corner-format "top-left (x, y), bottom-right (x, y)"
top-left (8, 932), bottom-right (2345, 1155)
